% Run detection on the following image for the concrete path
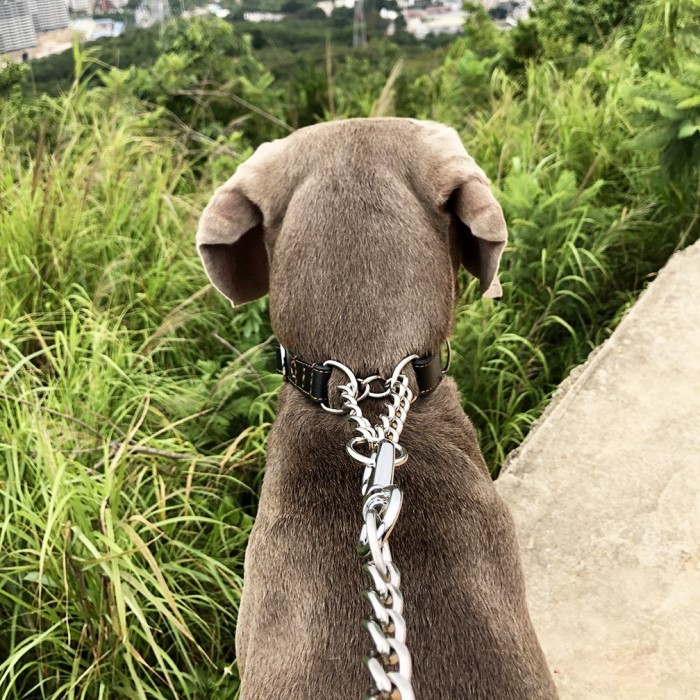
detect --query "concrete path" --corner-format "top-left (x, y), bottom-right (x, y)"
top-left (496, 240), bottom-right (700, 699)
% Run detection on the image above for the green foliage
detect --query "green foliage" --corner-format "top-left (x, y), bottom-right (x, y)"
top-left (0, 76), bottom-right (276, 698)
top-left (331, 5), bottom-right (354, 26)
top-left (462, 2), bottom-right (508, 59)
top-left (0, 62), bottom-right (37, 127)
top-left (104, 18), bottom-right (288, 144)
top-left (530, 0), bottom-right (636, 55)
top-left (276, 41), bottom-right (440, 126)
top-left (28, 26), bottom-right (162, 96)
top-left (626, 0), bottom-right (700, 174)
top-left (632, 56), bottom-right (700, 174)
top-left (1, 0), bottom-right (699, 695)
top-left (407, 40), bottom-right (499, 119)
top-left (328, 43), bottom-right (406, 118)
top-left (413, 33), bottom-right (699, 461)
top-left (0, 61), bottom-right (30, 98)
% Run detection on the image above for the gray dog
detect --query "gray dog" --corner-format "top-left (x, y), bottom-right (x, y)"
top-left (196, 118), bottom-right (557, 699)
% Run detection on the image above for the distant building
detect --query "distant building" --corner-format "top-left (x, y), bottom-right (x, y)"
top-left (181, 2), bottom-right (229, 19)
top-left (242, 10), bottom-right (284, 22)
top-left (395, 0), bottom-right (531, 41)
top-left (29, 0), bottom-right (70, 32)
top-left (0, 0), bottom-right (37, 53)
top-left (93, 18), bottom-right (124, 37)
top-left (402, 5), bottom-right (466, 40)
top-left (68, 0), bottom-right (91, 12)
top-left (135, 0), bottom-right (171, 27)
top-left (149, 0), bottom-right (170, 23)
top-left (488, 0), bottom-right (532, 25)
top-left (0, 0), bottom-right (71, 54)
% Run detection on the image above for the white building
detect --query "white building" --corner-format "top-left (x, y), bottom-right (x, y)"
top-left (182, 2), bottom-right (229, 19)
top-left (135, 0), bottom-right (171, 28)
top-left (68, 0), bottom-right (90, 12)
top-left (403, 5), bottom-right (465, 40)
top-left (242, 10), bottom-right (284, 21)
top-left (0, 0), bottom-right (37, 53)
top-left (0, 0), bottom-right (70, 54)
top-left (29, 0), bottom-right (70, 32)
top-left (71, 16), bottom-right (125, 38)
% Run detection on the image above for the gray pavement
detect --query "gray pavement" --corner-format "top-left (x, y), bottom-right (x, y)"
top-left (496, 240), bottom-right (700, 699)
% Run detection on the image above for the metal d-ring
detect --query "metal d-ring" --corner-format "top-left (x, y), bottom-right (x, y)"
top-left (389, 354), bottom-right (419, 387)
top-left (320, 359), bottom-right (359, 414)
top-left (442, 338), bottom-right (452, 374)
top-left (347, 436), bottom-right (377, 465)
top-left (348, 437), bottom-right (408, 467)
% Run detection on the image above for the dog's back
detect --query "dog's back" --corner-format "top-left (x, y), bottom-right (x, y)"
top-left (236, 379), bottom-right (555, 699)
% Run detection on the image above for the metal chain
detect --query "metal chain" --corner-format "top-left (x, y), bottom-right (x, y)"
top-left (331, 356), bottom-right (417, 700)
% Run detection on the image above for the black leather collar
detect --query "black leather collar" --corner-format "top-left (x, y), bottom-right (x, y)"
top-left (274, 344), bottom-right (446, 406)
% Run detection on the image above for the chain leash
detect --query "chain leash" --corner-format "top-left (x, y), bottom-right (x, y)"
top-left (327, 356), bottom-right (417, 700)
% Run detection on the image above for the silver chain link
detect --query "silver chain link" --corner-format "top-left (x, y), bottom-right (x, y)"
top-left (330, 356), bottom-right (417, 700)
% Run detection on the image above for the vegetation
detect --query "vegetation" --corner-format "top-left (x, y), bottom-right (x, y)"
top-left (1, 0), bottom-right (699, 697)
top-left (25, 1), bottom-right (428, 96)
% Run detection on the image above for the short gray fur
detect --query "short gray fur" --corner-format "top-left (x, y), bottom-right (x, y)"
top-left (196, 118), bottom-right (557, 699)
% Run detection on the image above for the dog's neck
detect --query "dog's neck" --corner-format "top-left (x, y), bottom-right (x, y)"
top-left (266, 168), bottom-right (458, 378)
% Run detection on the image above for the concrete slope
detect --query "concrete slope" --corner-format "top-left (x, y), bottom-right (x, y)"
top-left (496, 240), bottom-right (700, 699)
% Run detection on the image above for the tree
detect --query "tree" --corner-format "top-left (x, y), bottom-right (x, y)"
top-left (529, 0), bottom-right (638, 58)
top-left (462, 2), bottom-right (508, 59)
top-left (103, 17), bottom-right (287, 145)
top-left (0, 61), bottom-right (30, 99)
top-left (331, 6), bottom-right (354, 27)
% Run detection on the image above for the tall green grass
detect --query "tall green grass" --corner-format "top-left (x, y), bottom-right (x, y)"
top-left (1, 81), bottom-right (277, 698)
top-left (1, 14), bottom-right (699, 697)
top-left (408, 38), bottom-right (698, 463)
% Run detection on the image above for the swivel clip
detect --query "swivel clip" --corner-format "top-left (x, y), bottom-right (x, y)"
top-left (358, 439), bottom-right (404, 557)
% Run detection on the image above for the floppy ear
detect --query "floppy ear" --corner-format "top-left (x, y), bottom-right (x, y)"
top-left (196, 178), bottom-right (268, 306)
top-left (197, 138), bottom-right (292, 304)
top-left (422, 122), bottom-right (507, 298)
top-left (451, 176), bottom-right (508, 299)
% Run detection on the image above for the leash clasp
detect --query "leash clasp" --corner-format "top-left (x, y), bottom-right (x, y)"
top-left (358, 440), bottom-right (403, 561)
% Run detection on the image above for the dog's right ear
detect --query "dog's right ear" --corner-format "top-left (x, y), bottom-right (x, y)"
top-left (197, 139), bottom-right (290, 305)
top-left (196, 181), bottom-right (267, 306)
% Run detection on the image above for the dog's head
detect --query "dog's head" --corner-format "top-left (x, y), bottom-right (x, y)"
top-left (197, 118), bottom-right (507, 375)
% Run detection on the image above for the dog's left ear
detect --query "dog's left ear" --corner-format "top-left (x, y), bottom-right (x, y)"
top-left (196, 141), bottom-right (285, 305)
top-left (450, 176), bottom-right (508, 299)
top-left (424, 123), bottom-right (508, 298)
